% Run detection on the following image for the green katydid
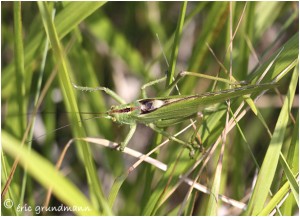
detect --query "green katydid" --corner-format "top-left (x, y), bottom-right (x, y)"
top-left (72, 70), bottom-right (277, 157)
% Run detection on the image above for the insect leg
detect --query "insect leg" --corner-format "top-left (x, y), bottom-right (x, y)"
top-left (141, 76), bottom-right (167, 98)
top-left (160, 70), bottom-right (237, 97)
top-left (72, 82), bottom-right (126, 104)
top-left (179, 71), bottom-right (248, 86)
top-left (148, 123), bottom-right (196, 158)
top-left (189, 112), bottom-right (204, 151)
top-left (118, 124), bottom-right (137, 151)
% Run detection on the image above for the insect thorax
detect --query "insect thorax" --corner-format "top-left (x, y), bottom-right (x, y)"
top-left (107, 101), bottom-right (141, 125)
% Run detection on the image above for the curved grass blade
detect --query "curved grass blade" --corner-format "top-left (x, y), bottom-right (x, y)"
top-left (2, 131), bottom-right (100, 216)
top-left (246, 59), bottom-right (298, 215)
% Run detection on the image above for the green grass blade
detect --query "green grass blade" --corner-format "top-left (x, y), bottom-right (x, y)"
top-left (12, 2), bottom-right (30, 210)
top-left (235, 2), bottom-right (255, 81)
top-left (182, 2), bottom-right (228, 94)
top-left (20, 28), bottom-right (50, 209)
top-left (286, 113), bottom-right (299, 174)
top-left (279, 153), bottom-right (299, 206)
top-left (13, 2), bottom-right (26, 138)
top-left (57, 2), bottom-right (106, 39)
top-left (107, 175), bottom-right (127, 208)
top-left (37, 2), bottom-right (112, 215)
top-left (280, 113), bottom-right (299, 215)
top-left (2, 131), bottom-right (100, 216)
top-left (204, 150), bottom-right (222, 216)
top-left (246, 58), bottom-right (298, 215)
top-left (254, 2), bottom-right (284, 38)
top-left (166, 1), bottom-right (187, 86)
top-left (249, 33), bottom-right (298, 83)
top-left (86, 12), bottom-right (147, 77)
top-left (2, 2), bottom-right (106, 97)
top-left (1, 151), bottom-right (18, 216)
top-left (142, 154), bottom-right (192, 215)
top-left (258, 178), bottom-right (296, 216)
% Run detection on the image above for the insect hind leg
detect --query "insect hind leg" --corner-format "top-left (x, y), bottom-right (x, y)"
top-left (148, 123), bottom-right (198, 158)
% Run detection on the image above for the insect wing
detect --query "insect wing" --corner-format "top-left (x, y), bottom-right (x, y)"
top-left (137, 83), bottom-right (276, 123)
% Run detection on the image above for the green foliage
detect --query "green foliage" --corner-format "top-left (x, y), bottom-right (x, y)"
top-left (1, 2), bottom-right (298, 216)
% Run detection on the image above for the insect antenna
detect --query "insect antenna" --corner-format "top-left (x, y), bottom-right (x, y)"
top-left (156, 33), bottom-right (182, 95)
top-left (25, 111), bottom-right (110, 144)
top-left (156, 34), bottom-right (202, 146)
top-left (156, 33), bottom-right (170, 68)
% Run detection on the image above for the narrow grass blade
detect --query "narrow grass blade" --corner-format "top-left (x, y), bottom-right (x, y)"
top-left (182, 2), bottom-right (228, 94)
top-left (86, 11), bottom-right (147, 77)
top-left (56, 2), bottom-right (106, 39)
top-left (246, 59), bottom-right (298, 215)
top-left (254, 2), bottom-right (284, 38)
top-left (108, 175), bottom-right (127, 209)
top-left (235, 2), bottom-right (255, 81)
top-left (2, 2), bottom-right (106, 96)
top-left (37, 2), bottom-right (111, 214)
top-left (2, 131), bottom-right (100, 216)
top-left (1, 152), bottom-right (18, 216)
top-left (12, 2), bottom-right (29, 209)
top-left (204, 148), bottom-right (223, 216)
top-left (280, 113), bottom-right (299, 215)
top-left (258, 178), bottom-right (297, 216)
top-left (249, 33), bottom-right (298, 82)
top-left (279, 153), bottom-right (299, 206)
top-left (166, 1), bottom-right (187, 86)
top-left (13, 1), bottom-right (26, 138)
